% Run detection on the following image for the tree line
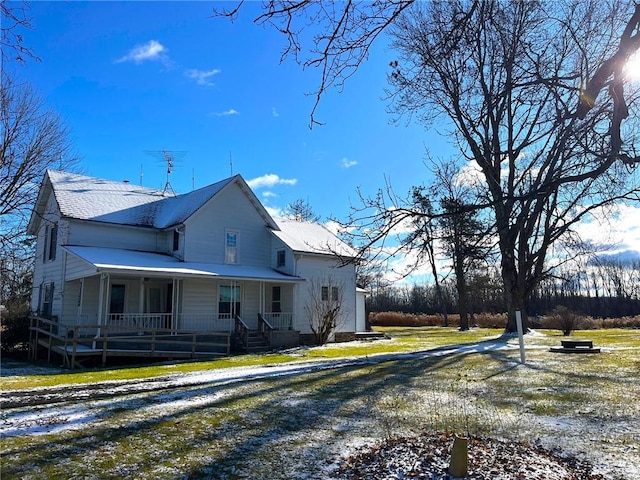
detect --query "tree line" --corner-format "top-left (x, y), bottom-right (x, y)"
top-left (366, 259), bottom-right (640, 320)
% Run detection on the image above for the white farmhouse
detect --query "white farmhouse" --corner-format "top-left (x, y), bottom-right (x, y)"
top-left (28, 171), bottom-right (363, 365)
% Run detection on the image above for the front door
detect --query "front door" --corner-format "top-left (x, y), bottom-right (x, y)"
top-left (145, 282), bottom-right (173, 328)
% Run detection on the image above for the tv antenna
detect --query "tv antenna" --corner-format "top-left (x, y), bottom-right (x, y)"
top-left (144, 150), bottom-right (187, 196)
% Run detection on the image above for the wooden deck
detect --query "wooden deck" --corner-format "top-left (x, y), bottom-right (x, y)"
top-left (29, 316), bottom-right (233, 369)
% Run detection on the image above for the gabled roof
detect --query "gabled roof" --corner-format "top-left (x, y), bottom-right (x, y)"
top-left (271, 218), bottom-right (356, 258)
top-left (28, 170), bottom-right (278, 233)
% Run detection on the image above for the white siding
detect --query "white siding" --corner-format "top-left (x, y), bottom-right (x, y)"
top-left (80, 276), bottom-right (101, 325)
top-left (271, 236), bottom-right (295, 276)
top-left (67, 220), bottom-right (160, 252)
top-left (60, 279), bottom-right (82, 324)
top-left (293, 255), bottom-right (357, 336)
top-left (64, 251), bottom-right (97, 280)
top-left (183, 184), bottom-right (272, 266)
top-left (31, 191), bottom-right (66, 316)
top-left (181, 278), bottom-right (217, 315)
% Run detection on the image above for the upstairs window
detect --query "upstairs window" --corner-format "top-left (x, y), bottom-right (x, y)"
top-left (277, 249), bottom-right (286, 267)
top-left (43, 223), bottom-right (58, 262)
top-left (225, 229), bottom-right (239, 264)
top-left (173, 229), bottom-right (180, 251)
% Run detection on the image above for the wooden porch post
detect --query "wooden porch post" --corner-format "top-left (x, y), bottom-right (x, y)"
top-left (172, 278), bottom-right (179, 333)
top-left (95, 273), bottom-right (108, 348)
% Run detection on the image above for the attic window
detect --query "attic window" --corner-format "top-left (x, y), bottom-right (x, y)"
top-left (277, 249), bottom-right (286, 267)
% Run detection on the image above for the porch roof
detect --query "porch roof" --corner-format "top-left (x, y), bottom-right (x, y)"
top-left (64, 246), bottom-right (304, 282)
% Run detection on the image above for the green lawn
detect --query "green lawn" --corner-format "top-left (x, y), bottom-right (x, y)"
top-left (1, 328), bottom-right (638, 479)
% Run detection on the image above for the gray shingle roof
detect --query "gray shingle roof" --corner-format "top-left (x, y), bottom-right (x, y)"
top-left (44, 170), bottom-right (236, 228)
top-left (271, 218), bottom-right (356, 258)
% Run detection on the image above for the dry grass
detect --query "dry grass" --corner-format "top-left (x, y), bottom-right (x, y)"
top-left (1, 328), bottom-right (639, 479)
top-left (370, 311), bottom-right (640, 330)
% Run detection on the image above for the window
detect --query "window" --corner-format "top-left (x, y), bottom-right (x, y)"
top-left (173, 229), bottom-right (180, 251)
top-left (42, 223), bottom-right (57, 262)
top-left (109, 284), bottom-right (126, 314)
top-left (225, 230), bottom-right (239, 264)
top-left (271, 286), bottom-right (281, 313)
top-left (332, 286), bottom-right (339, 301)
top-left (321, 285), bottom-right (340, 302)
top-left (219, 285), bottom-right (241, 318)
top-left (277, 249), bottom-right (286, 267)
top-left (41, 282), bottom-right (54, 317)
top-left (321, 286), bottom-right (329, 301)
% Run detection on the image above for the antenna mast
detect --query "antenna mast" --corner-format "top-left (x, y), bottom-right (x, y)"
top-left (162, 150), bottom-right (176, 195)
top-left (144, 150), bottom-right (187, 196)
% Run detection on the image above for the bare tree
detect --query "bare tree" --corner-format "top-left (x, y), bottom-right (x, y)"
top-left (219, 1), bottom-right (640, 332)
top-left (283, 198), bottom-right (321, 222)
top-left (1, 1), bottom-right (38, 64)
top-left (305, 276), bottom-right (347, 344)
top-left (386, 1), bottom-right (640, 331)
top-left (1, 72), bottom-right (80, 316)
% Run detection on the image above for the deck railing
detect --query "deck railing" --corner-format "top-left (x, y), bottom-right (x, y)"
top-left (29, 316), bottom-right (231, 369)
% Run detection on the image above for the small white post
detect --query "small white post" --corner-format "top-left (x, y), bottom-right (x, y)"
top-left (516, 310), bottom-right (526, 364)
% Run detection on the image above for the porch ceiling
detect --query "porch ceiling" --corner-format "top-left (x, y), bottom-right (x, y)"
top-left (63, 246), bottom-right (304, 282)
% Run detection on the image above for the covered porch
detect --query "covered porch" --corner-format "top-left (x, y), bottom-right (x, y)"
top-left (48, 246), bottom-right (305, 360)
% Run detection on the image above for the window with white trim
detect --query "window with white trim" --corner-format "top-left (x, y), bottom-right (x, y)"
top-left (172, 229), bottom-right (180, 251)
top-left (225, 229), bottom-right (239, 264)
top-left (40, 282), bottom-right (54, 317)
top-left (219, 285), bottom-right (241, 318)
top-left (42, 223), bottom-right (58, 262)
top-left (321, 285), bottom-right (340, 302)
top-left (277, 249), bottom-right (286, 267)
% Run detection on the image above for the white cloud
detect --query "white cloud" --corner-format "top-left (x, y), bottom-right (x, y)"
top-left (213, 109), bottom-right (239, 117)
top-left (247, 174), bottom-right (297, 189)
top-left (117, 40), bottom-right (168, 64)
top-left (341, 157), bottom-right (357, 168)
top-left (272, 107), bottom-right (280, 118)
top-left (262, 191), bottom-right (278, 198)
top-left (186, 68), bottom-right (221, 86)
top-left (576, 203), bottom-right (640, 256)
top-left (265, 205), bottom-right (284, 218)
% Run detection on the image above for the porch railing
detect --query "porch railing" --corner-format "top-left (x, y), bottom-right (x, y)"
top-left (102, 312), bottom-right (293, 332)
top-left (262, 312), bottom-right (294, 330)
top-left (235, 315), bottom-right (249, 348)
top-left (107, 313), bottom-right (171, 330)
top-left (176, 313), bottom-right (234, 332)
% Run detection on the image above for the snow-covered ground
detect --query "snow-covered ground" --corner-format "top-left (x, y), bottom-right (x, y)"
top-left (1, 338), bottom-right (638, 479)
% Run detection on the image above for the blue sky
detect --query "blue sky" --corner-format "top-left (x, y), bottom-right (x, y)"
top-left (7, 1), bottom-right (639, 282)
top-left (9, 0), bottom-right (451, 223)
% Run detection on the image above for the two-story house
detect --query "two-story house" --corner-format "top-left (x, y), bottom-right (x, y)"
top-left (28, 170), bottom-right (364, 365)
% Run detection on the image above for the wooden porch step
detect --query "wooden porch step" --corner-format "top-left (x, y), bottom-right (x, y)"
top-left (243, 331), bottom-right (270, 353)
